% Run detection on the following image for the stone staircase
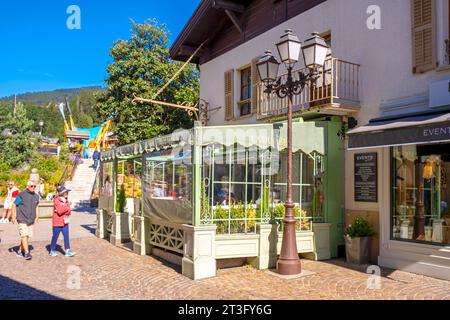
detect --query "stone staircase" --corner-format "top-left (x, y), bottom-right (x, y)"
top-left (64, 158), bottom-right (98, 211)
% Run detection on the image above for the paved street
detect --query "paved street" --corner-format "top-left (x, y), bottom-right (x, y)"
top-left (0, 211), bottom-right (449, 300)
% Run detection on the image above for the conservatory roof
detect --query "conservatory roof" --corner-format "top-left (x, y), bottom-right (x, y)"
top-left (100, 131), bottom-right (192, 161)
top-left (100, 123), bottom-right (326, 161)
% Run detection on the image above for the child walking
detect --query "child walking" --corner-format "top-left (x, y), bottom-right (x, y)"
top-left (49, 186), bottom-right (77, 257)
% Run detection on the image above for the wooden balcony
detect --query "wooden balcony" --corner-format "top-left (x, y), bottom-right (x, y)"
top-left (256, 57), bottom-right (361, 121)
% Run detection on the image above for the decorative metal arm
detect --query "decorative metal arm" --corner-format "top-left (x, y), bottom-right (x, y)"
top-left (263, 67), bottom-right (320, 99)
top-left (131, 93), bottom-right (210, 126)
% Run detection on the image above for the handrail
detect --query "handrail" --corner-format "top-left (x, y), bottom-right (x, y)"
top-left (58, 154), bottom-right (81, 187)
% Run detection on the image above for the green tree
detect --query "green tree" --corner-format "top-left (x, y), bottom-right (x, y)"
top-left (25, 102), bottom-right (65, 139)
top-left (0, 103), bottom-right (36, 168)
top-left (76, 113), bottom-right (94, 129)
top-left (95, 19), bottom-right (199, 144)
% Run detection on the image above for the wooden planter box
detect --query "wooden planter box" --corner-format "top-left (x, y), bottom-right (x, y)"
top-left (345, 235), bottom-right (371, 265)
top-left (38, 201), bottom-right (54, 219)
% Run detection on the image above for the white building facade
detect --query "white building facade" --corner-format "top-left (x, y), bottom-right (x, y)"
top-left (171, 0), bottom-right (450, 280)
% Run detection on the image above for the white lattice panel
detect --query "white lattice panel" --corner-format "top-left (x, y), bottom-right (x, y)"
top-left (148, 221), bottom-right (184, 254)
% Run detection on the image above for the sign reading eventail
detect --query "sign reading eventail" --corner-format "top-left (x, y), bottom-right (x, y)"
top-left (354, 153), bottom-right (378, 202)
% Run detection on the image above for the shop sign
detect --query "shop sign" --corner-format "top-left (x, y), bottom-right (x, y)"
top-left (354, 153), bottom-right (378, 202)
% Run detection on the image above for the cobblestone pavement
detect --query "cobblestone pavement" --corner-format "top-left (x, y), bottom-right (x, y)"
top-left (0, 214), bottom-right (449, 300)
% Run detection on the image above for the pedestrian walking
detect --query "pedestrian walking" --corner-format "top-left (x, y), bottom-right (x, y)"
top-left (92, 148), bottom-right (100, 171)
top-left (36, 178), bottom-right (45, 200)
top-left (1, 181), bottom-right (19, 223)
top-left (11, 181), bottom-right (40, 260)
top-left (49, 186), bottom-right (77, 257)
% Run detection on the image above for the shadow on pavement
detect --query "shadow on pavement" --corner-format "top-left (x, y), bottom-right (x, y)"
top-left (0, 274), bottom-right (62, 300)
top-left (80, 224), bottom-right (97, 235)
top-left (72, 206), bottom-right (97, 213)
top-left (318, 257), bottom-right (397, 278)
top-left (8, 245), bottom-right (34, 254)
top-left (45, 244), bottom-right (66, 255)
top-left (152, 255), bottom-right (182, 274)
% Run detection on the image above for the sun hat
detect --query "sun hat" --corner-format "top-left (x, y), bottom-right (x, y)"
top-left (57, 186), bottom-right (71, 195)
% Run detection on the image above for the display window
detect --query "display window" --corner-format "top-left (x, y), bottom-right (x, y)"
top-left (392, 144), bottom-right (450, 244)
top-left (141, 147), bottom-right (193, 225)
top-left (99, 161), bottom-right (114, 211)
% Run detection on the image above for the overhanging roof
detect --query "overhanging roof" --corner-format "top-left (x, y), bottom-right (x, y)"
top-left (348, 111), bottom-right (450, 150)
top-left (66, 131), bottom-right (91, 140)
top-left (170, 0), bottom-right (249, 63)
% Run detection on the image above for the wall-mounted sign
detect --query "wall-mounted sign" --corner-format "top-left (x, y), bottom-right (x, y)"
top-left (354, 153), bottom-right (378, 202)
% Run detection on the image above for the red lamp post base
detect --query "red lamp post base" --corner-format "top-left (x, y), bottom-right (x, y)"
top-left (277, 210), bottom-right (302, 276)
top-left (277, 258), bottom-right (302, 275)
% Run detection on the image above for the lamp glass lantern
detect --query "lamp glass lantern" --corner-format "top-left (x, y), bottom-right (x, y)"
top-left (256, 50), bottom-right (280, 84)
top-left (276, 29), bottom-right (302, 67)
top-left (302, 32), bottom-right (329, 70)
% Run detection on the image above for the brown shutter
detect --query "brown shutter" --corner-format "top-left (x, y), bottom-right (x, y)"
top-left (251, 57), bottom-right (261, 114)
top-left (225, 69), bottom-right (234, 120)
top-left (411, 0), bottom-right (436, 73)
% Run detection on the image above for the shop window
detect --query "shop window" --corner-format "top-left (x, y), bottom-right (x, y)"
top-left (142, 148), bottom-right (193, 224)
top-left (238, 67), bottom-right (252, 117)
top-left (116, 158), bottom-right (142, 213)
top-left (273, 150), bottom-right (325, 226)
top-left (201, 144), bottom-right (271, 235)
top-left (99, 161), bottom-right (114, 212)
top-left (392, 144), bottom-right (450, 245)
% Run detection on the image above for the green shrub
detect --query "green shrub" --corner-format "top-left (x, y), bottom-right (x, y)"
top-left (116, 184), bottom-right (126, 212)
top-left (345, 216), bottom-right (375, 238)
top-left (214, 204), bottom-right (229, 235)
top-left (230, 201), bottom-right (245, 233)
top-left (246, 201), bottom-right (257, 233)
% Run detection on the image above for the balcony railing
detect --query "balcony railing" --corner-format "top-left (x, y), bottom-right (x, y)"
top-left (257, 57), bottom-right (361, 119)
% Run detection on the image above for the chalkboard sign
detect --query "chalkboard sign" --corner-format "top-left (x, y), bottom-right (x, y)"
top-left (354, 153), bottom-right (378, 202)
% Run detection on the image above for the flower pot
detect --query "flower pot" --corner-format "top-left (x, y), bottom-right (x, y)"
top-left (345, 235), bottom-right (371, 265)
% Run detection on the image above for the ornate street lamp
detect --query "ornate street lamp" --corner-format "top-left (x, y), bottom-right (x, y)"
top-left (39, 120), bottom-right (44, 136)
top-left (257, 30), bottom-right (328, 275)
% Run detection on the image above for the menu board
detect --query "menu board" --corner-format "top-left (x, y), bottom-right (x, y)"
top-left (354, 153), bottom-right (378, 202)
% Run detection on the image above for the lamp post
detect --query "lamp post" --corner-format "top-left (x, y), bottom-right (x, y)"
top-left (257, 30), bottom-right (328, 275)
top-left (38, 120), bottom-right (44, 136)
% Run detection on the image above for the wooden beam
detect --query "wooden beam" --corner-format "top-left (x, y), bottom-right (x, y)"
top-left (178, 45), bottom-right (204, 57)
top-left (212, 0), bottom-right (245, 13)
top-left (207, 15), bottom-right (229, 44)
top-left (225, 9), bottom-right (243, 34)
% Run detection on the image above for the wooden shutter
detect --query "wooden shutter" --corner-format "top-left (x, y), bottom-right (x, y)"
top-left (411, 0), bottom-right (436, 73)
top-left (225, 69), bottom-right (234, 120)
top-left (251, 57), bottom-right (261, 114)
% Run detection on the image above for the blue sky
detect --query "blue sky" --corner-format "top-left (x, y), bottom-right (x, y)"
top-left (0, 0), bottom-right (201, 98)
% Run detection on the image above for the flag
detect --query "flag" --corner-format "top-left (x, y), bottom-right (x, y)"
top-left (58, 103), bottom-right (66, 121)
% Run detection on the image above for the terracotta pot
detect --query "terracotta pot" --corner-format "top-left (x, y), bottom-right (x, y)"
top-left (345, 236), bottom-right (371, 265)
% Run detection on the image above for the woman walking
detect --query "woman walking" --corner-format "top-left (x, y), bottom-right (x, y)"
top-left (49, 186), bottom-right (77, 257)
top-left (1, 181), bottom-right (19, 223)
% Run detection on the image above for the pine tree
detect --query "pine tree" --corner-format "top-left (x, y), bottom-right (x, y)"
top-left (0, 103), bottom-right (36, 168)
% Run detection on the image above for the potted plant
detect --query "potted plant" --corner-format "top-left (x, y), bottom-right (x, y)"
top-left (344, 216), bottom-right (375, 265)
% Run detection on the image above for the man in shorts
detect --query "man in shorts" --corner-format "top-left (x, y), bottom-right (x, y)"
top-left (11, 181), bottom-right (40, 260)
top-left (1, 181), bottom-right (19, 223)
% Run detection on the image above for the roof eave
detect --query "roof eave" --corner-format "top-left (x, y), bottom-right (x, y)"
top-left (169, 0), bottom-right (212, 62)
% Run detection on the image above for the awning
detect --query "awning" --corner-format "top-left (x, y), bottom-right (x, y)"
top-left (277, 122), bottom-right (325, 155)
top-left (195, 124), bottom-right (275, 149)
top-left (348, 112), bottom-right (450, 150)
